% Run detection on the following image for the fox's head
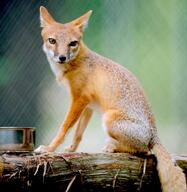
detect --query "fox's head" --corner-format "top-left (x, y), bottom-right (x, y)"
top-left (40, 6), bottom-right (92, 65)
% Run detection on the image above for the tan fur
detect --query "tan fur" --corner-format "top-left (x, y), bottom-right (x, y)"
top-left (153, 141), bottom-right (187, 192)
top-left (35, 6), bottom-right (187, 191)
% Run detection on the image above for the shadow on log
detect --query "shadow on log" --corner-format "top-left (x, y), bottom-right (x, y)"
top-left (0, 152), bottom-right (186, 192)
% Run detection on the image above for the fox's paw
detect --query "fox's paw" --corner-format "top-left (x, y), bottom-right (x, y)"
top-left (102, 143), bottom-right (118, 153)
top-left (64, 145), bottom-right (76, 153)
top-left (34, 145), bottom-right (52, 153)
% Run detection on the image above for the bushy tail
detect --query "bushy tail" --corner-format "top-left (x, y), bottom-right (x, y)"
top-left (153, 141), bottom-right (187, 192)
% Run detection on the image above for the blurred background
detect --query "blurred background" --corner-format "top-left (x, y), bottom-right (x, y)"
top-left (0, 0), bottom-right (187, 153)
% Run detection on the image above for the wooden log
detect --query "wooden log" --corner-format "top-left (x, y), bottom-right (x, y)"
top-left (0, 152), bottom-right (186, 192)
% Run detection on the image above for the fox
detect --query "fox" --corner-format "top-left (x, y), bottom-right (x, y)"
top-left (35, 6), bottom-right (187, 192)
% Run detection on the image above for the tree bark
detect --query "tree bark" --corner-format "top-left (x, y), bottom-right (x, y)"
top-left (0, 152), bottom-right (186, 192)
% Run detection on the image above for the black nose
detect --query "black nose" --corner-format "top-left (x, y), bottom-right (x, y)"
top-left (59, 55), bottom-right (66, 63)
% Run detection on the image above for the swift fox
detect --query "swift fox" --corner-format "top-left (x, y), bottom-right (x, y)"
top-left (35, 6), bottom-right (187, 192)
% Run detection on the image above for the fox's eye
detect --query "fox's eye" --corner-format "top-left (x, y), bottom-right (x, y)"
top-left (48, 38), bottom-right (56, 44)
top-left (69, 41), bottom-right (78, 47)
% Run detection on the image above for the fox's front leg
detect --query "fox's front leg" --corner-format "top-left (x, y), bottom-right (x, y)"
top-left (64, 107), bottom-right (93, 152)
top-left (35, 97), bottom-right (89, 153)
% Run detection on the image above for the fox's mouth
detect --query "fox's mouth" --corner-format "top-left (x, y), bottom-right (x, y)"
top-left (58, 61), bottom-right (66, 64)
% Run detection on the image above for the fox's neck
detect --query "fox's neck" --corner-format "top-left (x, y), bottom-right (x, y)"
top-left (76, 41), bottom-right (91, 59)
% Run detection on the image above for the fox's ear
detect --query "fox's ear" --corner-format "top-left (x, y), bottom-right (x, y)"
top-left (71, 10), bottom-right (92, 32)
top-left (40, 6), bottom-right (56, 27)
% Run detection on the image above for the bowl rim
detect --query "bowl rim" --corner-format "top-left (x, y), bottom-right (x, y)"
top-left (0, 127), bottom-right (35, 130)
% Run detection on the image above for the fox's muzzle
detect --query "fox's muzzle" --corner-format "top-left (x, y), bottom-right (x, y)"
top-left (58, 55), bottom-right (67, 64)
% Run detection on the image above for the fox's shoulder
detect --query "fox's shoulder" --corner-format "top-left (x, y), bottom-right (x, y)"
top-left (84, 49), bottom-right (136, 80)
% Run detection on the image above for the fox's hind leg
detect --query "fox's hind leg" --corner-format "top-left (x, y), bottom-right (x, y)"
top-left (103, 110), bottom-right (151, 154)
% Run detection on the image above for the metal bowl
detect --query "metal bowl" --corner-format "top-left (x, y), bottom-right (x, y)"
top-left (0, 127), bottom-right (35, 152)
